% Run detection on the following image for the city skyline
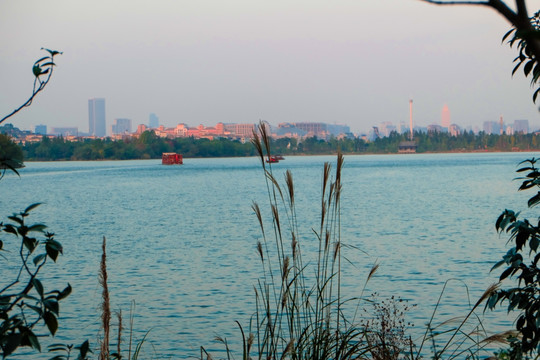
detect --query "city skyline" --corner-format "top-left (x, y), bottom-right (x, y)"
top-left (2, 1), bottom-right (540, 134)
top-left (39, 99), bottom-right (539, 137)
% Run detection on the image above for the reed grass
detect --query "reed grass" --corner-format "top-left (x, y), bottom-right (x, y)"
top-left (201, 122), bottom-right (376, 360)
top-left (99, 236), bottom-right (111, 360)
top-left (96, 239), bottom-right (153, 360)
top-left (200, 122), bottom-right (515, 360)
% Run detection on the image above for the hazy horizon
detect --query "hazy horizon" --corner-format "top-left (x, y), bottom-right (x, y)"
top-left (2, 0), bottom-right (540, 134)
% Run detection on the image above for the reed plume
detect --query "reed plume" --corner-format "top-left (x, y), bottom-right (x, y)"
top-left (99, 236), bottom-right (110, 360)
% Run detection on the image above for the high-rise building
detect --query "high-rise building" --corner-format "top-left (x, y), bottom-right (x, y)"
top-left (34, 124), bottom-right (47, 135)
top-left (514, 119), bottom-right (529, 134)
top-left (88, 98), bottom-right (106, 137)
top-left (149, 113), bottom-right (159, 128)
top-left (483, 121), bottom-right (501, 135)
top-left (441, 104), bottom-right (450, 128)
top-left (112, 118), bottom-right (132, 134)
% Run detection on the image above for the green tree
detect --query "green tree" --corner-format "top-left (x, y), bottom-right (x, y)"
top-left (0, 134), bottom-right (23, 173)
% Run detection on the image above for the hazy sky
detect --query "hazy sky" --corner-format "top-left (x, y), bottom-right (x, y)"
top-left (2, 0), bottom-right (540, 134)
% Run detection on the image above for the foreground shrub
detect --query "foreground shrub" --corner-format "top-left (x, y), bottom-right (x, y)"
top-left (0, 204), bottom-right (72, 357)
top-left (489, 157), bottom-right (540, 355)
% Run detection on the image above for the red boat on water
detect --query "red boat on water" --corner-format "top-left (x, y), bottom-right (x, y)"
top-left (162, 153), bottom-right (183, 165)
top-left (266, 155), bottom-right (284, 163)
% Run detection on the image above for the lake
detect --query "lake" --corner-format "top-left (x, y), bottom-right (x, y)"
top-left (0, 152), bottom-right (534, 358)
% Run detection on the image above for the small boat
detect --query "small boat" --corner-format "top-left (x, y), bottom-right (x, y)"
top-left (266, 156), bottom-right (279, 163)
top-left (274, 155), bottom-right (285, 160)
top-left (162, 153), bottom-right (183, 165)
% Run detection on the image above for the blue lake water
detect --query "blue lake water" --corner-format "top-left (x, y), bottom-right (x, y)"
top-left (0, 152), bottom-right (535, 358)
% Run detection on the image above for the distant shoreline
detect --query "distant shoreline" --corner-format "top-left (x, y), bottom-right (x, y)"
top-left (21, 148), bottom-right (540, 163)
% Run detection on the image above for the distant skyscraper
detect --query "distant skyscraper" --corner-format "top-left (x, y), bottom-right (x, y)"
top-left (441, 104), bottom-right (450, 128)
top-left (34, 124), bottom-right (47, 135)
top-left (88, 98), bottom-right (106, 137)
top-left (483, 120), bottom-right (501, 135)
top-left (149, 113), bottom-right (159, 128)
top-left (514, 119), bottom-right (529, 134)
top-left (112, 118), bottom-right (132, 134)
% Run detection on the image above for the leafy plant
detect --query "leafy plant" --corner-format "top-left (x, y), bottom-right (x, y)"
top-left (0, 203), bottom-right (72, 358)
top-left (48, 340), bottom-right (91, 360)
top-left (503, 10), bottom-right (540, 102)
top-left (1, 48), bottom-right (62, 125)
top-left (489, 157), bottom-right (540, 355)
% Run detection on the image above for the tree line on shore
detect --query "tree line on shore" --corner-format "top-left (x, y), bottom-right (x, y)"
top-left (3, 129), bottom-right (539, 162)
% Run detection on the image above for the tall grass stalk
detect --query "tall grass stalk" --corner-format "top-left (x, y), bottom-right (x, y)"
top-left (99, 236), bottom-right (111, 360)
top-left (240, 122), bottom-right (372, 360)
top-left (412, 280), bottom-right (505, 359)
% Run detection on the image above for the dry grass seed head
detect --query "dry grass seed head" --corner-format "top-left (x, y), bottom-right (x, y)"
top-left (285, 170), bottom-right (294, 206)
top-left (367, 263), bottom-right (379, 283)
top-left (291, 233), bottom-right (297, 259)
top-left (257, 241), bottom-right (264, 262)
top-left (247, 333), bottom-right (254, 354)
top-left (333, 241), bottom-right (341, 262)
top-left (282, 256), bottom-right (290, 281)
top-left (475, 282), bottom-right (500, 307)
top-left (251, 128), bottom-right (265, 166)
top-left (271, 204), bottom-right (281, 236)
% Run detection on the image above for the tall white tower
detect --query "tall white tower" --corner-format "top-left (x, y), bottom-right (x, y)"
top-left (409, 99), bottom-right (414, 141)
top-left (441, 104), bottom-right (450, 128)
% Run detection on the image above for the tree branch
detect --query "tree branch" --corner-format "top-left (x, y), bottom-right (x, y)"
top-left (0, 49), bottom-right (61, 126)
top-left (420, 0), bottom-right (520, 24)
top-left (421, 0), bottom-right (489, 4)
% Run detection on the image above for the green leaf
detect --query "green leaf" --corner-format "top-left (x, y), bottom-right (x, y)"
top-left (3, 224), bottom-right (18, 235)
top-left (491, 259), bottom-right (507, 272)
top-left (500, 267), bottom-right (514, 281)
top-left (58, 284), bottom-right (72, 300)
top-left (28, 224), bottom-right (47, 233)
top-left (23, 236), bottom-right (38, 252)
top-left (32, 64), bottom-right (42, 77)
top-left (44, 298), bottom-right (59, 315)
top-left (33, 278), bottom-right (44, 297)
top-left (488, 292), bottom-right (499, 309)
top-left (25, 329), bottom-right (41, 352)
top-left (46, 239), bottom-right (63, 262)
top-left (33, 253), bottom-right (47, 266)
top-left (46, 239), bottom-right (63, 252)
top-left (7, 215), bottom-right (23, 225)
top-left (77, 340), bottom-right (90, 358)
top-left (24, 203), bottom-right (41, 214)
top-left (43, 311), bottom-right (58, 335)
top-left (41, 48), bottom-right (62, 56)
top-left (528, 192), bottom-right (540, 208)
top-left (513, 62), bottom-right (522, 76)
top-left (524, 59), bottom-right (535, 76)
top-left (517, 166), bottom-right (535, 172)
top-left (502, 28), bottom-right (516, 42)
top-left (534, 87), bottom-right (540, 103)
top-left (531, 236), bottom-right (540, 252)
